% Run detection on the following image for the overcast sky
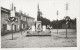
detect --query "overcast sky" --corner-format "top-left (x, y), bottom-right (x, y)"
top-left (0, 0), bottom-right (79, 21)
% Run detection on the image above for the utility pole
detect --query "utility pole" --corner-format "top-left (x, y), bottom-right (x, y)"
top-left (10, 3), bottom-right (16, 40)
top-left (65, 2), bottom-right (69, 38)
top-left (21, 16), bottom-right (22, 35)
top-left (12, 23), bottom-right (14, 40)
top-left (65, 2), bottom-right (69, 16)
top-left (19, 10), bottom-right (23, 35)
top-left (57, 11), bottom-right (58, 34)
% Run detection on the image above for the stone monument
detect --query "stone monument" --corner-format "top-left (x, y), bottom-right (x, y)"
top-left (43, 25), bottom-right (46, 31)
top-left (32, 25), bottom-right (35, 31)
top-left (35, 21), bottom-right (42, 32)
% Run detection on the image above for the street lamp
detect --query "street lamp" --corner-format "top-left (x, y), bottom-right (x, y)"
top-left (65, 2), bottom-right (70, 38)
top-left (8, 17), bottom-right (17, 40)
top-left (8, 3), bottom-right (17, 40)
top-left (65, 16), bottom-right (70, 38)
top-left (20, 10), bottom-right (23, 35)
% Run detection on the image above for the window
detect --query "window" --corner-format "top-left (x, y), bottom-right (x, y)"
top-left (7, 24), bottom-right (11, 30)
top-left (3, 24), bottom-right (7, 31)
top-left (21, 16), bottom-right (23, 20)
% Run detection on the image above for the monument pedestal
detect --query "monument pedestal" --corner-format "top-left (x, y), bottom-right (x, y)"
top-left (26, 31), bottom-right (51, 36)
top-left (35, 21), bottom-right (42, 32)
top-left (26, 21), bottom-right (51, 36)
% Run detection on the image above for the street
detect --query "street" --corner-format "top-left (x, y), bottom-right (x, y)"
top-left (1, 29), bottom-right (77, 48)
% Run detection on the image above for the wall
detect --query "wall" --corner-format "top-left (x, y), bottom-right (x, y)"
top-left (1, 10), bottom-right (10, 34)
top-left (27, 18), bottom-right (34, 27)
top-left (1, 8), bottom-right (21, 35)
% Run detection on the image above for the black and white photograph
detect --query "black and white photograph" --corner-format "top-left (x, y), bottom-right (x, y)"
top-left (0, 0), bottom-right (79, 49)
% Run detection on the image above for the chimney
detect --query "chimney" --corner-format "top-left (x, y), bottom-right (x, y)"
top-left (10, 3), bottom-right (15, 17)
top-left (27, 13), bottom-right (29, 16)
top-left (19, 10), bottom-right (22, 15)
top-left (24, 12), bottom-right (26, 15)
top-left (14, 6), bottom-right (16, 11)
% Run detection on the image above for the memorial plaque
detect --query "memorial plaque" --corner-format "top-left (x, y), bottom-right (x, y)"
top-left (32, 25), bottom-right (35, 31)
top-left (43, 25), bottom-right (46, 31)
top-left (35, 21), bottom-right (42, 31)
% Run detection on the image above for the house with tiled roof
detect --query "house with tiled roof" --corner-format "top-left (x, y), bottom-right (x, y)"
top-left (1, 7), bottom-right (35, 35)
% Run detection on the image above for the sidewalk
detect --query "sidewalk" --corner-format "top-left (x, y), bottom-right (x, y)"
top-left (1, 30), bottom-right (27, 40)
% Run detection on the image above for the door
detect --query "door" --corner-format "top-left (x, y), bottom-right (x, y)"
top-left (15, 25), bottom-right (16, 31)
top-left (3, 24), bottom-right (7, 33)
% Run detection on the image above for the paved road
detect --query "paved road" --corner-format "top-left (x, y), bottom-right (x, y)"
top-left (1, 29), bottom-right (77, 48)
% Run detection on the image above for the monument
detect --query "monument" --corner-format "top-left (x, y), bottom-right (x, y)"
top-left (35, 21), bottom-right (42, 32)
top-left (32, 25), bottom-right (35, 31)
top-left (26, 3), bottom-right (51, 36)
top-left (43, 25), bottom-right (46, 31)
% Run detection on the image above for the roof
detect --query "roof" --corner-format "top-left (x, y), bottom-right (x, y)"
top-left (1, 7), bottom-right (34, 19)
top-left (1, 7), bottom-right (10, 13)
top-left (27, 16), bottom-right (34, 19)
top-left (15, 12), bottom-right (21, 17)
top-left (22, 14), bottom-right (34, 19)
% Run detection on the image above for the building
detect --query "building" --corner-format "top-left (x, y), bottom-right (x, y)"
top-left (1, 7), bottom-right (35, 35)
top-left (1, 7), bottom-right (11, 35)
top-left (20, 12), bottom-right (35, 31)
top-left (26, 16), bottom-right (35, 27)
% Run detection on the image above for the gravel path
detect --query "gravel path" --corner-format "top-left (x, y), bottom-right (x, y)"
top-left (1, 29), bottom-right (77, 48)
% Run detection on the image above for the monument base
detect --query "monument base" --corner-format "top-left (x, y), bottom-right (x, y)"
top-left (27, 21), bottom-right (51, 36)
top-left (26, 31), bottom-right (51, 36)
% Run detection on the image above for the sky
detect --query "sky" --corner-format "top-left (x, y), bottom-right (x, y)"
top-left (0, 0), bottom-right (79, 21)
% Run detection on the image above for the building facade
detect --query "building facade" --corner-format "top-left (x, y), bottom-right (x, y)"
top-left (1, 7), bottom-right (11, 35)
top-left (1, 7), bottom-right (35, 35)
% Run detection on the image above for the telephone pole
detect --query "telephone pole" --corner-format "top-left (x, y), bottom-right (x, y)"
top-left (57, 11), bottom-right (58, 34)
top-left (65, 2), bottom-right (69, 38)
top-left (65, 2), bottom-right (69, 16)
